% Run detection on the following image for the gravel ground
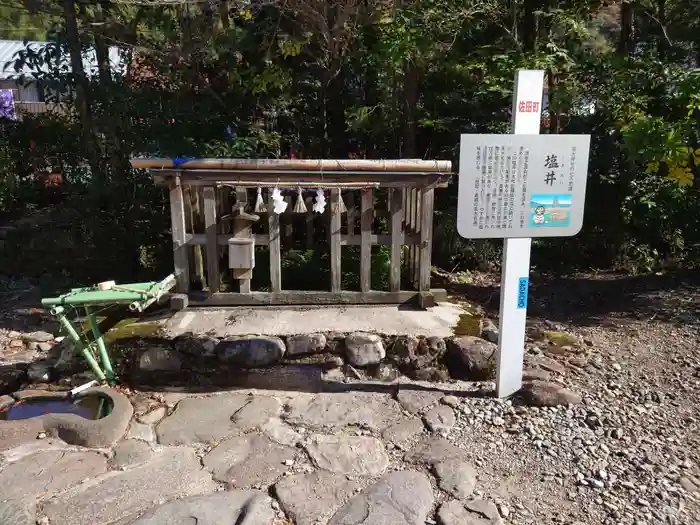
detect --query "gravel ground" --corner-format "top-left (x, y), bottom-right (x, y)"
top-left (442, 270), bottom-right (700, 525)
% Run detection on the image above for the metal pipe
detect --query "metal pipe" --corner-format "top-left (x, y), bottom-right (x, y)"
top-left (131, 158), bottom-right (453, 172)
top-left (53, 307), bottom-right (106, 383)
top-left (87, 306), bottom-right (115, 382)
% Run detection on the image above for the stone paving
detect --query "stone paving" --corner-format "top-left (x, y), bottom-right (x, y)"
top-left (0, 383), bottom-right (500, 525)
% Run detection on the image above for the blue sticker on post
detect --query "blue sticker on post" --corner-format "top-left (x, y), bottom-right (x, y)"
top-left (516, 277), bottom-right (529, 309)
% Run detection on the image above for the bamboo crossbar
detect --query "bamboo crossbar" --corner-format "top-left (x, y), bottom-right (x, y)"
top-left (132, 158), bottom-right (452, 173)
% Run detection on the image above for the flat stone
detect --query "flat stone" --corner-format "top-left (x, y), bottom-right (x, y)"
top-left (404, 436), bottom-right (465, 465)
top-left (129, 491), bottom-right (276, 525)
top-left (423, 406), bottom-right (455, 433)
top-left (396, 389), bottom-right (443, 415)
top-left (42, 448), bottom-right (217, 525)
top-left (434, 460), bottom-right (477, 500)
top-left (533, 356), bottom-right (566, 375)
top-left (138, 347), bottom-right (182, 372)
top-left (260, 417), bottom-right (302, 447)
top-left (306, 434), bottom-right (389, 476)
top-left (285, 392), bottom-right (403, 432)
top-left (0, 450), bottom-right (107, 501)
top-left (445, 336), bottom-right (497, 380)
top-left (23, 331), bottom-right (53, 343)
top-left (381, 418), bottom-right (424, 449)
top-left (126, 422), bottom-right (155, 442)
top-left (216, 336), bottom-right (285, 368)
top-left (680, 477), bottom-right (698, 493)
top-left (286, 333), bottom-right (327, 356)
top-left (345, 333), bottom-right (385, 367)
top-left (0, 500), bottom-right (34, 525)
top-left (437, 499), bottom-right (503, 525)
top-left (0, 419), bottom-right (45, 452)
top-left (274, 471), bottom-right (360, 525)
top-left (37, 342), bottom-right (52, 352)
top-left (518, 381), bottom-right (582, 406)
top-left (440, 395), bottom-right (460, 408)
top-left (137, 406), bottom-right (167, 425)
top-left (0, 366), bottom-right (25, 395)
top-left (231, 396), bottom-right (281, 432)
top-left (156, 393), bottom-right (250, 445)
top-left (328, 471), bottom-right (434, 525)
top-left (202, 433), bottom-right (297, 487)
top-left (26, 361), bottom-right (51, 383)
top-left (111, 439), bottom-right (153, 469)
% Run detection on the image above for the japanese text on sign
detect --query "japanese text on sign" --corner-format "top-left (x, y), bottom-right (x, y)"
top-left (517, 100), bottom-right (540, 113)
top-left (457, 134), bottom-right (591, 239)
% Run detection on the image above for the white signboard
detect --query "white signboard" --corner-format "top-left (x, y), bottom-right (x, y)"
top-left (457, 134), bottom-right (591, 239)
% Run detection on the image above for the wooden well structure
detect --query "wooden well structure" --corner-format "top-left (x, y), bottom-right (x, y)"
top-left (132, 158), bottom-right (452, 308)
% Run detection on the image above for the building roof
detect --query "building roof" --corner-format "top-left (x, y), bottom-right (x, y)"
top-left (0, 40), bottom-right (124, 80)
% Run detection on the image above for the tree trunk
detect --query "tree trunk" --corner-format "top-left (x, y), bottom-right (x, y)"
top-left (63, 0), bottom-right (100, 179)
top-left (617, 0), bottom-right (634, 56)
top-left (402, 59), bottom-right (418, 158)
top-left (522, 0), bottom-right (539, 51)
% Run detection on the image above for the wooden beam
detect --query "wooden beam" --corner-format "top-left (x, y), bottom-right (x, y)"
top-left (185, 232), bottom-right (420, 247)
top-left (330, 189), bottom-right (342, 292)
top-left (268, 191), bottom-right (282, 293)
top-left (169, 179), bottom-right (189, 293)
top-left (389, 187), bottom-right (403, 293)
top-left (419, 186), bottom-right (435, 293)
top-left (360, 188), bottom-right (373, 293)
top-left (203, 186), bottom-right (220, 293)
top-left (186, 289), bottom-right (447, 306)
top-left (152, 170), bottom-right (450, 188)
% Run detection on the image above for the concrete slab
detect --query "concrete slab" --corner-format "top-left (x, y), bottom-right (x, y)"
top-left (164, 304), bottom-right (466, 338)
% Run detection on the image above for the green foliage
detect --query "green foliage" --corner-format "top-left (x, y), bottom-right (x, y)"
top-left (2, 0), bottom-right (700, 287)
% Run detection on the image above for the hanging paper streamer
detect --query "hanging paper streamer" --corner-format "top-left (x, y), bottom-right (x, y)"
top-left (293, 187), bottom-right (307, 213)
top-left (313, 188), bottom-right (326, 214)
top-left (254, 187), bottom-right (266, 213)
top-left (338, 192), bottom-right (347, 214)
top-left (271, 188), bottom-right (287, 214)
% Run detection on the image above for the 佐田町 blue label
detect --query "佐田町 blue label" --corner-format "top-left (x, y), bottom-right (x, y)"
top-left (516, 277), bottom-right (529, 309)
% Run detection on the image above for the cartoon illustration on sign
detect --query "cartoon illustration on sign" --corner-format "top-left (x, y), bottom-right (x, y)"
top-left (529, 194), bottom-right (571, 227)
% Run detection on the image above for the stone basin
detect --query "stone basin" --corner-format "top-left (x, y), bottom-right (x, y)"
top-left (0, 387), bottom-right (132, 450)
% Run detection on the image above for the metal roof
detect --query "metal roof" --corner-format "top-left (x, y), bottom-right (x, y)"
top-left (0, 40), bottom-right (124, 80)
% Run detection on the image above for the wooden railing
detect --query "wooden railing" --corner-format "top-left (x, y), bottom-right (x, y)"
top-left (135, 158), bottom-right (452, 308)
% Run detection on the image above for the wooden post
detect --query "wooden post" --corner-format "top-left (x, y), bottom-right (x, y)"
top-left (389, 187), bottom-right (403, 293)
top-left (203, 186), bottom-right (219, 292)
top-left (233, 187), bottom-right (252, 293)
top-left (419, 185), bottom-right (435, 307)
top-left (346, 191), bottom-right (355, 234)
top-left (413, 186), bottom-right (422, 285)
top-left (169, 178), bottom-right (189, 293)
top-left (268, 190), bottom-right (282, 293)
top-left (360, 188), bottom-right (373, 292)
top-left (305, 196), bottom-right (314, 248)
top-left (330, 188), bottom-right (342, 292)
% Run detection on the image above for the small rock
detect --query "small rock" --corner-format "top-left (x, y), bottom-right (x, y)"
top-left (611, 363), bottom-right (622, 371)
top-left (305, 434), bottom-right (389, 477)
top-left (284, 459), bottom-right (295, 466)
top-left (23, 331), bottom-right (53, 343)
top-left (324, 355), bottom-right (344, 369)
top-left (37, 432), bottom-right (47, 439)
top-left (590, 479), bottom-right (604, 489)
top-left (498, 504), bottom-right (510, 519)
top-left (445, 336), bottom-right (497, 380)
top-left (138, 347), bottom-right (182, 372)
top-left (440, 396), bottom-right (460, 408)
top-left (27, 361), bottom-right (51, 382)
top-left (286, 333), bottom-right (327, 356)
top-left (637, 498), bottom-right (650, 507)
top-left (532, 356), bottom-right (566, 375)
top-left (345, 333), bottom-right (385, 367)
top-left (680, 477), bottom-right (697, 493)
top-left (423, 406), bottom-right (456, 433)
top-left (173, 334), bottom-right (218, 357)
top-left (481, 319), bottom-right (499, 343)
top-left (9, 339), bottom-right (23, 348)
top-left (492, 416), bottom-right (505, 426)
top-left (517, 381), bottom-right (582, 406)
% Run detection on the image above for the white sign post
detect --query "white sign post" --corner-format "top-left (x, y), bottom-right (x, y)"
top-left (497, 70), bottom-right (543, 399)
top-left (456, 70), bottom-right (591, 398)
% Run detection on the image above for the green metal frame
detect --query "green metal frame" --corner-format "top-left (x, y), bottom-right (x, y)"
top-left (41, 274), bottom-right (176, 385)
